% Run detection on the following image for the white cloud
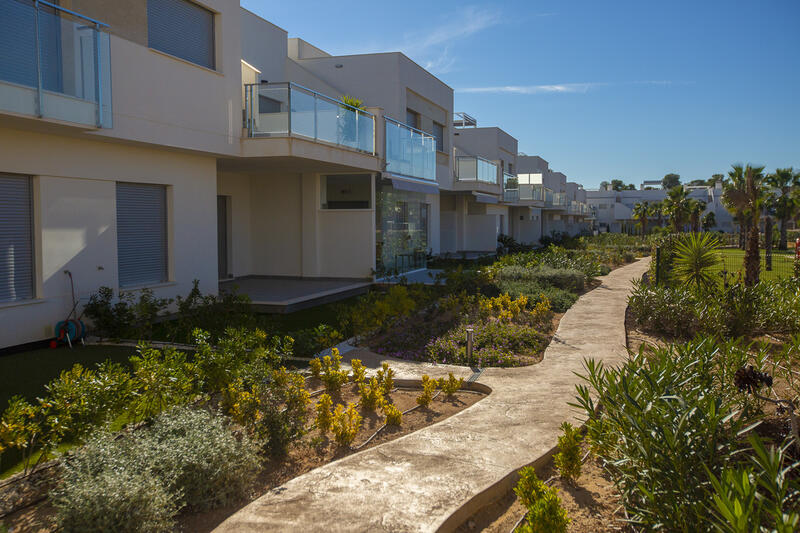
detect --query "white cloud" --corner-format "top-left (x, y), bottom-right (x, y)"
top-left (338, 6), bottom-right (503, 75)
top-left (456, 80), bottom-right (678, 94)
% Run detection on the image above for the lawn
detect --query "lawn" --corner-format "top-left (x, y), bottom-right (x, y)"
top-left (0, 344), bottom-right (137, 411)
top-left (711, 247), bottom-right (795, 282)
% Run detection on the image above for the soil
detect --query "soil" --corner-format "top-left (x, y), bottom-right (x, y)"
top-left (456, 444), bottom-right (630, 533)
top-left (1, 381), bottom-right (486, 533)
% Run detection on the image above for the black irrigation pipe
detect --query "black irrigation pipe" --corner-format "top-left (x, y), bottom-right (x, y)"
top-left (352, 390), bottom-right (442, 451)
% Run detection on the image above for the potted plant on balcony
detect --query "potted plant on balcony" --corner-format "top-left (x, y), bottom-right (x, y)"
top-left (339, 95), bottom-right (365, 146)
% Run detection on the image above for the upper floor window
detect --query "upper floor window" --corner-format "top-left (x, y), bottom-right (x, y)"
top-left (431, 122), bottom-right (444, 152)
top-left (405, 109), bottom-right (419, 129)
top-left (0, 175), bottom-right (34, 302)
top-left (508, 163), bottom-right (514, 174)
top-left (147, 0), bottom-right (215, 70)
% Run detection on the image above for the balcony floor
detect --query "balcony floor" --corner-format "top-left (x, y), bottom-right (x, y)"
top-left (220, 276), bottom-right (371, 313)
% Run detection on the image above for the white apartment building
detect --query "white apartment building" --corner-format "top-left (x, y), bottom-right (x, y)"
top-left (586, 182), bottom-right (736, 233)
top-left (0, 0), bottom-right (591, 350)
top-left (440, 113), bottom-right (517, 253)
top-left (505, 156), bottom-right (591, 243)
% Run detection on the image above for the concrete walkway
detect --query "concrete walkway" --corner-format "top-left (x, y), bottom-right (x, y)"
top-left (214, 258), bottom-right (651, 533)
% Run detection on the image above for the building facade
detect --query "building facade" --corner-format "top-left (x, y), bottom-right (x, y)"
top-left (0, 0), bottom-right (592, 349)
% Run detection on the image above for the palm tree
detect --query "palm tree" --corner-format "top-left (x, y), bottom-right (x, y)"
top-left (702, 211), bottom-right (716, 232)
top-left (663, 186), bottom-right (690, 233)
top-left (649, 201), bottom-right (665, 227)
top-left (632, 201), bottom-right (649, 236)
top-left (722, 164), bottom-right (766, 286)
top-left (688, 199), bottom-right (707, 233)
top-left (765, 168), bottom-right (799, 250)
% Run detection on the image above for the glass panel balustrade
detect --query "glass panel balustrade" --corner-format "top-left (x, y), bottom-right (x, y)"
top-left (384, 117), bottom-right (436, 181)
top-left (456, 156), bottom-right (498, 184)
top-left (0, 0), bottom-right (112, 128)
top-left (244, 82), bottom-right (376, 155)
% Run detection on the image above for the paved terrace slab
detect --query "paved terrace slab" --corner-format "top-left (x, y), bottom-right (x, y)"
top-left (214, 258), bottom-right (651, 533)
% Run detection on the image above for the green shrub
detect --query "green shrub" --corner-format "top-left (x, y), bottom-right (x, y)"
top-left (44, 361), bottom-right (132, 443)
top-left (573, 339), bottom-right (762, 531)
top-left (226, 367), bottom-right (310, 457)
top-left (84, 287), bottom-right (171, 340)
top-left (192, 327), bottom-right (288, 394)
top-left (706, 434), bottom-right (799, 533)
top-left (291, 324), bottom-right (344, 357)
top-left (52, 459), bottom-right (177, 533)
top-left (553, 422), bottom-right (582, 482)
top-left (496, 279), bottom-right (578, 312)
top-left (673, 232), bottom-right (722, 292)
top-left (514, 466), bottom-right (570, 533)
top-left (425, 321), bottom-right (546, 367)
top-left (51, 407), bottom-right (258, 531)
top-left (494, 265), bottom-right (584, 291)
top-left (129, 345), bottom-right (197, 421)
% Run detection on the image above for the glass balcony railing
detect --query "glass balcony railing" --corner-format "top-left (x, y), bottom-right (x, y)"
top-left (244, 82), bottom-right (376, 154)
top-left (0, 0), bottom-right (112, 128)
top-left (544, 187), bottom-right (554, 205)
top-left (384, 117), bottom-right (436, 182)
top-left (456, 156), bottom-right (498, 184)
top-left (502, 172), bottom-right (518, 201)
top-left (552, 192), bottom-right (567, 207)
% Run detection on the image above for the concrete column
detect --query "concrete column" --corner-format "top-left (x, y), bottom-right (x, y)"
top-left (301, 173), bottom-right (320, 277)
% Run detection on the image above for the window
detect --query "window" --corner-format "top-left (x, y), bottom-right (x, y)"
top-left (320, 174), bottom-right (371, 209)
top-left (508, 163), bottom-right (514, 174)
top-left (0, 175), bottom-right (34, 302)
top-left (431, 122), bottom-right (444, 152)
top-left (147, 0), bottom-right (215, 69)
top-left (405, 109), bottom-right (419, 129)
top-left (116, 183), bottom-right (168, 288)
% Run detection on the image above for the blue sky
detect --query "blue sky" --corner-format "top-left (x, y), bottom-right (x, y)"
top-left (241, 0), bottom-right (800, 188)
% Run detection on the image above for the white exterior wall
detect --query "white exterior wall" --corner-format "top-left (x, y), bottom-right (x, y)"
top-left (0, 127), bottom-right (217, 348)
top-left (218, 171), bottom-right (375, 280)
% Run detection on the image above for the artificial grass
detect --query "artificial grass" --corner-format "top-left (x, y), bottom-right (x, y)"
top-left (0, 344), bottom-right (137, 411)
top-left (711, 247), bottom-right (795, 283)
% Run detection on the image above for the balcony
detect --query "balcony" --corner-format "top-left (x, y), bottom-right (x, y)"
top-left (503, 173), bottom-right (518, 202)
top-left (244, 82), bottom-right (375, 155)
top-left (384, 117), bottom-right (436, 182)
top-left (0, 0), bottom-right (112, 128)
top-left (551, 192), bottom-right (567, 208)
top-left (456, 156), bottom-right (498, 184)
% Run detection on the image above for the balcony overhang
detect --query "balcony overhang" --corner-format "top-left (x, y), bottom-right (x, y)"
top-left (473, 192), bottom-right (499, 204)
top-left (384, 172), bottom-right (439, 195)
top-left (234, 136), bottom-right (381, 173)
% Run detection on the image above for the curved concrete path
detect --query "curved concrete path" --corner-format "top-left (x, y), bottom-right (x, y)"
top-left (214, 258), bottom-right (650, 533)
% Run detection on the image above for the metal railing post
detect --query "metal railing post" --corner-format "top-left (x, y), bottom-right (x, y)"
top-left (33, 0), bottom-right (43, 118)
top-left (93, 23), bottom-right (101, 127)
top-left (286, 83), bottom-right (292, 135)
top-left (313, 92), bottom-right (318, 141)
top-left (355, 109), bottom-right (359, 150)
top-left (247, 85), bottom-right (253, 136)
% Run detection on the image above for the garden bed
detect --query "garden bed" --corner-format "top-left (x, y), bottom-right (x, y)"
top-left (456, 443), bottom-right (629, 533)
top-left (1, 379), bottom-right (487, 533)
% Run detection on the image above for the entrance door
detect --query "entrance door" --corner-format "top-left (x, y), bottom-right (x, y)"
top-left (217, 196), bottom-right (228, 279)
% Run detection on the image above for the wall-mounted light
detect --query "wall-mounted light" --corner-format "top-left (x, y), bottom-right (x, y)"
top-left (335, 64), bottom-right (343, 68)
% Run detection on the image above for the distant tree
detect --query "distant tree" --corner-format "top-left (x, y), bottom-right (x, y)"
top-left (702, 211), bottom-right (716, 231)
top-left (610, 179), bottom-right (625, 191)
top-left (599, 180), bottom-right (610, 191)
top-left (688, 199), bottom-right (707, 233)
top-left (765, 168), bottom-right (799, 250)
top-left (649, 201), bottom-right (665, 227)
top-left (633, 202), bottom-right (650, 236)
top-left (710, 173), bottom-right (725, 186)
top-left (662, 173), bottom-right (681, 189)
top-left (689, 179), bottom-right (707, 186)
top-left (723, 164), bottom-right (767, 286)
top-left (664, 186), bottom-right (690, 232)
